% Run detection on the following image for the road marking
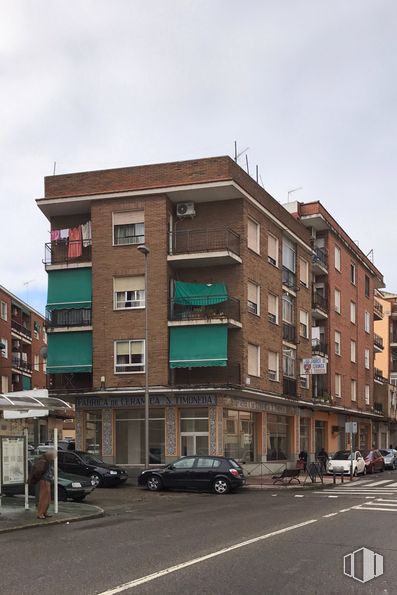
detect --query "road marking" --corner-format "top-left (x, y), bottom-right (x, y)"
top-left (339, 508), bottom-right (351, 513)
top-left (327, 495), bottom-right (338, 498)
top-left (294, 495), bottom-right (304, 498)
top-left (385, 482), bottom-right (397, 488)
top-left (354, 506), bottom-right (397, 512)
top-left (96, 519), bottom-right (318, 595)
top-left (375, 498), bottom-right (397, 503)
top-left (366, 480), bottom-right (394, 487)
top-left (323, 512), bottom-right (338, 518)
top-left (365, 501), bottom-right (397, 507)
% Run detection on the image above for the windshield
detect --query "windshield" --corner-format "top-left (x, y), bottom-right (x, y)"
top-left (380, 450), bottom-right (389, 456)
top-left (331, 451), bottom-right (353, 460)
top-left (79, 453), bottom-right (104, 465)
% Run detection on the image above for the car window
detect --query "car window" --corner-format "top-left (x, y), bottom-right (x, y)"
top-left (196, 458), bottom-right (222, 468)
top-left (332, 451), bottom-right (351, 460)
top-left (380, 450), bottom-right (389, 456)
top-left (229, 459), bottom-right (242, 469)
top-left (63, 453), bottom-right (78, 464)
top-left (173, 457), bottom-right (195, 469)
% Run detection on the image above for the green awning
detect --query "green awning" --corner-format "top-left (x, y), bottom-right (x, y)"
top-left (47, 331), bottom-right (92, 373)
top-left (174, 281), bottom-right (227, 306)
top-left (22, 375), bottom-right (32, 390)
top-left (169, 325), bottom-right (228, 368)
top-left (47, 268), bottom-right (92, 310)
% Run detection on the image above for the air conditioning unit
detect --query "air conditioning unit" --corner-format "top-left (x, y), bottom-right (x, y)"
top-left (176, 202), bottom-right (196, 218)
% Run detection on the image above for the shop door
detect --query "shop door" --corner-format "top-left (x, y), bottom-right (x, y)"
top-left (315, 421), bottom-right (326, 454)
top-left (181, 434), bottom-right (208, 456)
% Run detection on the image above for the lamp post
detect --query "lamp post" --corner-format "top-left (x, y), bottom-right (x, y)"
top-left (137, 244), bottom-right (150, 468)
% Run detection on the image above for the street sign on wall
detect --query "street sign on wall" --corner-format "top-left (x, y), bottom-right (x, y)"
top-left (345, 422), bottom-right (358, 434)
top-left (302, 357), bottom-right (327, 375)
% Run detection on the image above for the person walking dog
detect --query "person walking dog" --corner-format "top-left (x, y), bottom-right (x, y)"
top-left (29, 451), bottom-right (55, 519)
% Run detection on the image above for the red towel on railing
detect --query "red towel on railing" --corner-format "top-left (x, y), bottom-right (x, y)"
top-left (68, 226), bottom-right (82, 258)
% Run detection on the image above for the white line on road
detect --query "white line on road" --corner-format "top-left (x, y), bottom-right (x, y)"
top-left (384, 482), bottom-right (397, 488)
top-left (375, 498), bottom-right (397, 502)
top-left (354, 506), bottom-right (397, 512)
top-left (366, 480), bottom-right (394, 487)
top-left (323, 512), bottom-right (338, 518)
top-left (365, 501), bottom-right (397, 507)
top-left (96, 519), bottom-right (318, 595)
top-left (294, 495), bottom-right (304, 498)
top-left (327, 496), bottom-right (339, 498)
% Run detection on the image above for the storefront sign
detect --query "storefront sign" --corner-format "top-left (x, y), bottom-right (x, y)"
top-left (1, 436), bottom-right (26, 485)
top-left (76, 394), bottom-right (217, 409)
top-left (220, 397), bottom-right (298, 416)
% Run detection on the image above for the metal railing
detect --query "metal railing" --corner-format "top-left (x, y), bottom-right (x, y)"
top-left (374, 368), bottom-right (386, 382)
top-left (171, 364), bottom-right (241, 388)
top-left (283, 322), bottom-right (296, 343)
top-left (374, 402), bottom-right (384, 414)
top-left (170, 296), bottom-right (240, 322)
top-left (312, 247), bottom-right (328, 268)
top-left (170, 227), bottom-right (240, 256)
top-left (312, 291), bottom-right (328, 312)
top-left (374, 300), bottom-right (384, 318)
top-left (374, 333), bottom-right (384, 350)
top-left (282, 267), bottom-right (296, 290)
top-left (44, 239), bottom-right (92, 266)
top-left (283, 377), bottom-right (297, 397)
top-left (312, 340), bottom-right (327, 355)
top-left (11, 357), bottom-right (32, 372)
top-left (11, 319), bottom-right (32, 338)
top-left (48, 373), bottom-right (92, 392)
top-left (46, 308), bottom-right (92, 328)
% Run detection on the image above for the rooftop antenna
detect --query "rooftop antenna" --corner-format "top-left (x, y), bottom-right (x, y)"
top-left (233, 141), bottom-right (249, 163)
top-left (366, 249), bottom-right (374, 263)
top-left (256, 165), bottom-right (259, 183)
top-left (53, 161), bottom-right (57, 175)
top-left (259, 174), bottom-right (265, 188)
top-left (245, 154), bottom-right (250, 175)
top-left (23, 279), bottom-right (34, 304)
top-left (287, 186), bottom-right (303, 203)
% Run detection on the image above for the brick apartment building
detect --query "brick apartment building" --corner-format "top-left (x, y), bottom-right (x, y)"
top-left (285, 201), bottom-right (387, 451)
top-left (36, 156), bottom-right (385, 468)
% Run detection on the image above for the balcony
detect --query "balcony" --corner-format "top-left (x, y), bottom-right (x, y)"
top-left (282, 267), bottom-right (296, 291)
top-left (282, 322), bottom-right (296, 343)
top-left (283, 377), bottom-right (297, 397)
top-left (48, 373), bottom-right (92, 393)
top-left (11, 319), bottom-right (32, 340)
top-left (374, 300), bottom-right (384, 321)
top-left (312, 247), bottom-right (328, 274)
top-left (374, 367), bottom-right (387, 383)
top-left (373, 402), bottom-right (384, 415)
top-left (374, 333), bottom-right (384, 352)
top-left (46, 308), bottom-right (92, 329)
top-left (312, 291), bottom-right (328, 320)
top-left (312, 340), bottom-right (327, 356)
top-left (169, 297), bottom-right (240, 329)
top-left (168, 228), bottom-right (241, 268)
top-left (170, 364), bottom-right (241, 388)
top-left (11, 356), bottom-right (32, 373)
top-left (44, 239), bottom-right (92, 269)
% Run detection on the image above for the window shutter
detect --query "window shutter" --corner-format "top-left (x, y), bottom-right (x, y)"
top-left (248, 282), bottom-right (258, 304)
top-left (113, 211), bottom-right (144, 225)
top-left (268, 294), bottom-right (277, 315)
top-left (116, 341), bottom-right (130, 356)
top-left (268, 351), bottom-right (277, 370)
top-left (114, 276), bottom-right (145, 292)
top-left (268, 235), bottom-right (278, 261)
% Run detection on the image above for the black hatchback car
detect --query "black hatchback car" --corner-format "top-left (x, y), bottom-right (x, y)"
top-left (138, 456), bottom-right (245, 494)
top-left (58, 450), bottom-right (128, 487)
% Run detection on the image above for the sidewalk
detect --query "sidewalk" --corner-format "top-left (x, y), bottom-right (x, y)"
top-left (0, 496), bottom-right (103, 534)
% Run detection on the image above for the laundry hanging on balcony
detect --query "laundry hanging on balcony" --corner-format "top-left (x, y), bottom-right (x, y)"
top-left (169, 325), bottom-right (228, 368)
top-left (174, 281), bottom-right (228, 306)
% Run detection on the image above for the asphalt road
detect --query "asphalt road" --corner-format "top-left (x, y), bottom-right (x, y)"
top-left (2, 473), bottom-right (397, 595)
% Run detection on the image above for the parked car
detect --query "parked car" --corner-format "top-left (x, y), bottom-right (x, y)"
top-left (58, 450), bottom-right (128, 487)
top-left (326, 450), bottom-right (366, 476)
top-left (35, 440), bottom-right (75, 453)
top-left (380, 448), bottom-right (397, 470)
top-left (138, 456), bottom-right (246, 494)
top-left (360, 449), bottom-right (385, 473)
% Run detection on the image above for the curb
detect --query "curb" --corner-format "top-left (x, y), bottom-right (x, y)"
top-left (245, 479), bottom-right (360, 491)
top-left (0, 505), bottom-right (104, 534)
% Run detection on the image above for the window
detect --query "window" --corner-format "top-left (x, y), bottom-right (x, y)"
top-left (1, 375), bottom-right (8, 393)
top-left (364, 384), bottom-right (370, 405)
top-left (1, 338), bottom-right (8, 359)
top-left (300, 360), bottom-right (309, 389)
top-left (267, 414), bottom-right (291, 460)
top-left (173, 457), bottom-right (196, 469)
top-left (268, 234), bottom-right (279, 266)
top-left (350, 301), bottom-right (356, 324)
top-left (335, 246), bottom-right (341, 271)
top-left (365, 275), bottom-right (370, 298)
top-left (268, 293), bottom-right (278, 324)
top-left (299, 258), bottom-right (309, 288)
top-left (299, 310), bottom-right (309, 338)
top-left (33, 321), bottom-right (40, 339)
top-left (113, 211), bottom-right (145, 245)
top-left (335, 331), bottom-right (341, 355)
top-left (34, 354), bottom-right (40, 371)
top-left (350, 340), bottom-right (356, 363)
top-left (282, 237), bottom-right (296, 272)
top-left (364, 311), bottom-right (370, 333)
top-left (43, 360), bottom-right (47, 373)
top-left (350, 262), bottom-right (356, 285)
top-left (247, 218), bottom-right (260, 254)
top-left (114, 276), bottom-right (145, 309)
top-left (84, 411), bottom-right (102, 456)
top-left (43, 329), bottom-right (47, 345)
top-left (351, 379), bottom-right (357, 402)
top-left (0, 301), bottom-right (7, 321)
top-left (364, 348), bottom-right (370, 369)
top-left (282, 293), bottom-right (294, 324)
top-left (196, 458), bottom-right (221, 468)
top-left (247, 282), bottom-right (260, 316)
top-left (335, 373), bottom-right (342, 398)
top-left (334, 289), bottom-right (341, 314)
top-left (268, 351), bottom-right (279, 381)
top-left (248, 343), bottom-right (260, 377)
top-left (223, 410), bottom-right (255, 462)
top-left (283, 347), bottom-right (295, 378)
top-left (114, 340), bottom-right (145, 373)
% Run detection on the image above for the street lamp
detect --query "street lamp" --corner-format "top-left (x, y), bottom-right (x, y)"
top-left (137, 244), bottom-right (150, 468)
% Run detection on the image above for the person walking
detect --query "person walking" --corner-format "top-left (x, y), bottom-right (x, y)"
top-left (30, 451), bottom-right (55, 520)
top-left (298, 449), bottom-right (308, 471)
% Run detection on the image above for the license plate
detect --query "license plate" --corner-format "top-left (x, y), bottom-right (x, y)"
top-left (110, 470), bottom-right (118, 475)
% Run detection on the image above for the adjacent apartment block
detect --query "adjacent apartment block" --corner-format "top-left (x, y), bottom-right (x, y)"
top-left (285, 201), bottom-right (386, 451)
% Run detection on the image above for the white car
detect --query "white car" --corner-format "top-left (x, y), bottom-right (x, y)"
top-left (327, 450), bottom-right (366, 476)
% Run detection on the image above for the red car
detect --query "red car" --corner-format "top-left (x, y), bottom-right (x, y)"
top-left (360, 449), bottom-right (385, 474)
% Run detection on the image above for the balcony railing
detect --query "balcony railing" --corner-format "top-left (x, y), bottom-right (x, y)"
top-left (391, 361), bottom-right (397, 373)
top-left (44, 239), bottom-right (92, 266)
top-left (170, 297), bottom-right (240, 322)
top-left (374, 300), bottom-right (384, 319)
top-left (170, 228), bottom-right (240, 256)
top-left (312, 291), bottom-right (328, 312)
top-left (374, 368), bottom-right (386, 382)
top-left (312, 340), bottom-right (327, 355)
top-left (171, 364), bottom-right (240, 388)
top-left (283, 322), bottom-right (296, 343)
top-left (374, 402), bottom-right (384, 414)
top-left (282, 267), bottom-right (296, 290)
top-left (48, 373), bottom-right (92, 393)
top-left (46, 308), bottom-right (92, 328)
top-left (11, 357), bottom-right (32, 372)
top-left (11, 319), bottom-right (32, 338)
top-left (283, 377), bottom-right (297, 397)
top-left (374, 333), bottom-right (384, 350)
top-left (312, 247), bottom-right (328, 269)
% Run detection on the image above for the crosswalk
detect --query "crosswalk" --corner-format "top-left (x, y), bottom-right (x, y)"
top-left (314, 478), bottom-right (397, 512)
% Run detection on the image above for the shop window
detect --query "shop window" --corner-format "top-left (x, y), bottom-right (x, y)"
top-left (113, 211), bottom-right (144, 246)
top-left (116, 408), bottom-right (165, 464)
top-left (267, 414), bottom-right (291, 461)
top-left (114, 276), bottom-right (145, 309)
top-left (299, 418), bottom-right (310, 453)
top-left (223, 410), bottom-right (255, 462)
top-left (114, 340), bottom-right (145, 373)
top-left (247, 218), bottom-right (260, 254)
top-left (84, 411), bottom-right (102, 456)
top-left (180, 409), bottom-right (208, 456)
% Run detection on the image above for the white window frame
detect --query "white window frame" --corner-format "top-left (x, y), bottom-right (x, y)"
top-left (268, 351), bottom-right (279, 382)
top-left (247, 282), bottom-right (260, 316)
top-left (299, 258), bottom-right (309, 288)
top-left (268, 234), bottom-right (279, 267)
top-left (299, 310), bottom-right (309, 338)
top-left (283, 347), bottom-right (296, 378)
top-left (335, 331), bottom-right (341, 356)
top-left (351, 379), bottom-right (357, 402)
top-left (364, 311), bottom-right (370, 333)
top-left (350, 262), bottom-right (356, 285)
top-left (1, 338), bottom-right (8, 359)
top-left (299, 360), bottom-right (309, 389)
top-left (268, 293), bottom-right (279, 325)
top-left (335, 373), bottom-right (342, 398)
top-left (364, 384), bottom-right (370, 405)
top-left (247, 217), bottom-right (260, 254)
top-left (334, 246), bottom-right (341, 271)
top-left (248, 343), bottom-right (260, 377)
top-left (114, 339), bottom-right (145, 374)
top-left (364, 348), bottom-right (370, 369)
top-left (112, 211), bottom-right (145, 246)
top-left (334, 288), bottom-right (341, 314)
top-left (0, 301), bottom-right (7, 321)
top-left (350, 340), bottom-right (356, 363)
top-left (114, 290), bottom-right (145, 310)
top-left (282, 237), bottom-right (296, 273)
top-left (350, 301), bottom-right (356, 324)
top-left (282, 293), bottom-right (294, 324)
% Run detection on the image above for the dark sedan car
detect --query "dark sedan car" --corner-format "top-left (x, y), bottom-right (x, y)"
top-left (58, 450), bottom-right (128, 487)
top-left (360, 449), bottom-right (385, 473)
top-left (138, 456), bottom-right (245, 494)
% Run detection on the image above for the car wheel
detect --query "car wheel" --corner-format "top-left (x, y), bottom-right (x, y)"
top-left (90, 473), bottom-right (101, 487)
top-left (58, 486), bottom-right (68, 502)
top-left (213, 478), bottom-right (230, 495)
top-left (353, 468), bottom-right (358, 477)
top-left (146, 475), bottom-right (163, 492)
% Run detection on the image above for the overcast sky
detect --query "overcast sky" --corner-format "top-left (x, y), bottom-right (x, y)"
top-left (1, 1), bottom-right (396, 313)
